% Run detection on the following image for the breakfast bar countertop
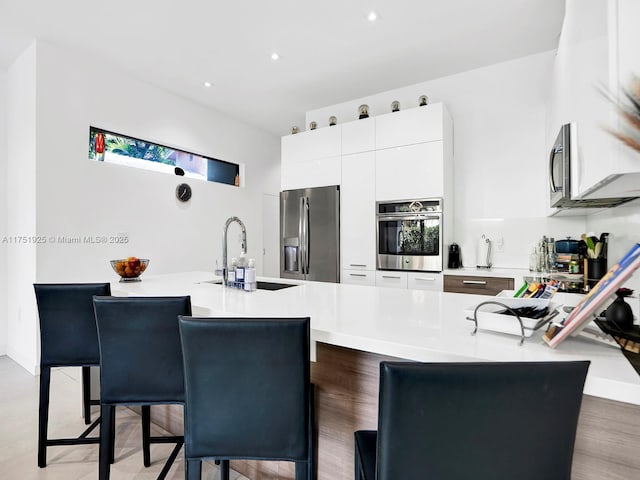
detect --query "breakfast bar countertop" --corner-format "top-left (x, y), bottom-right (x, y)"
top-left (111, 271), bottom-right (640, 406)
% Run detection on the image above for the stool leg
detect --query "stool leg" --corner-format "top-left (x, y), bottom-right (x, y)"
top-left (37, 366), bottom-right (51, 468)
top-left (82, 367), bottom-right (91, 425)
top-left (99, 404), bottom-right (114, 480)
top-left (220, 460), bottom-right (230, 480)
top-left (109, 407), bottom-right (116, 464)
top-left (142, 405), bottom-right (151, 467)
top-left (186, 459), bottom-right (201, 480)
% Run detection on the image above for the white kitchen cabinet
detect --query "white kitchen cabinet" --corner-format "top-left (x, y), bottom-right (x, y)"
top-left (281, 155), bottom-right (341, 191)
top-left (407, 272), bottom-right (443, 292)
top-left (375, 271), bottom-right (408, 289)
top-left (550, 0), bottom-right (640, 201)
top-left (341, 152), bottom-right (376, 271)
top-left (341, 118), bottom-right (375, 155)
top-left (375, 142), bottom-right (444, 201)
top-left (375, 103), bottom-right (444, 149)
top-left (341, 269), bottom-right (376, 286)
top-left (281, 126), bottom-right (341, 164)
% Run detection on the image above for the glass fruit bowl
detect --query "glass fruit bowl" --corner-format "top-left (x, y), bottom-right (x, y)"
top-left (110, 257), bottom-right (149, 282)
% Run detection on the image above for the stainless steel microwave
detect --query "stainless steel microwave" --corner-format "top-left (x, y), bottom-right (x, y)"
top-left (549, 123), bottom-right (635, 209)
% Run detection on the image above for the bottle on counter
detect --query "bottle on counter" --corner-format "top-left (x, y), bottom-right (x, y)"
top-left (236, 253), bottom-right (247, 284)
top-left (245, 258), bottom-right (256, 291)
top-left (227, 257), bottom-right (237, 283)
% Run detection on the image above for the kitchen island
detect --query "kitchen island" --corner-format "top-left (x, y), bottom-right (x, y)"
top-left (113, 272), bottom-right (640, 480)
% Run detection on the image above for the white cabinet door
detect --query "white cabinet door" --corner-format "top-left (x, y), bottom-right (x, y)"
top-left (375, 142), bottom-right (444, 201)
top-left (342, 269), bottom-right (376, 286)
top-left (341, 152), bottom-right (376, 270)
top-left (375, 271), bottom-right (408, 289)
top-left (281, 126), bottom-right (342, 164)
top-left (407, 272), bottom-right (443, 292)
top-left (342, 118), bottom-right (375, 155)
top-left (375, 104), bottom-right (444, 149)
top-left (281, 156), bottom-right (341, 191)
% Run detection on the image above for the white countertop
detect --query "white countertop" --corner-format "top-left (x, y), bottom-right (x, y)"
top-left (112, 271), bottom-right (640, 406)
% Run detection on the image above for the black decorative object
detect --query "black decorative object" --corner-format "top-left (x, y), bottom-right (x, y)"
top-left (174, 167), bottom-right (185, 176)
top-left (391, 101), bottom-right (400, 112)
top-left (309, 121), bottom-right (317, 130)
top-left (419, 95), bottom-right (429, 107)
top-left (606, 288), bottom-right (634, 328)
top-left (358, 104), bottom-right (370, 119)
top-left (328, 116), bottom-right (337, 126)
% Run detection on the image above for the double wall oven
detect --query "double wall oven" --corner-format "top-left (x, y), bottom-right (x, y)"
top-left (376, 198), bottom-right (443, 272)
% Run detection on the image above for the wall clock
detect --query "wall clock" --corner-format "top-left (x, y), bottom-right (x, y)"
top-left (176, 183), bottom-right (192, 202)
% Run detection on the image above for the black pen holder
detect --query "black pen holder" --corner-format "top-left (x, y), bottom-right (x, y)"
top-left (587, 258), bottom-right (607, 288)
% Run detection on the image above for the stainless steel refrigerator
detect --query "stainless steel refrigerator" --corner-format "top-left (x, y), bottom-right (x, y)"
top-left (280, 185), bottom-right (340, 282)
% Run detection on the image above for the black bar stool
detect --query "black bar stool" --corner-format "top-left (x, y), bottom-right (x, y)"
top-left (34, 283), bottom-right (111, 468)
top-left (354, 361), bottom-right (590, 480)
top-left (93, 295), bottom-right (191, 480)
top-left (178, 316), bottom-right (315, 480)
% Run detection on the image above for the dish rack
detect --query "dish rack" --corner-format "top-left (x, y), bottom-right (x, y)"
top-left (465, 297), bottom-right (560, 346)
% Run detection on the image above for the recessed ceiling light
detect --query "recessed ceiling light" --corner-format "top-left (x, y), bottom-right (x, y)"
top-left (271, 52), bottom-right (280, 61)
top-left (203, 81), bottom-right (212, 88)
top-left (367, 11), bottom-right (378, 22)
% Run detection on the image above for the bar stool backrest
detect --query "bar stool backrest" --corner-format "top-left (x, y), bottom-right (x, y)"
top-left (35, 283), bottom-right (111, 367)
top-left (178, 316), bottom-right (310, 461)
top-left (93, 296), bottom-right (191, 405)
top-left (376, 361), bottom-right (590, 480)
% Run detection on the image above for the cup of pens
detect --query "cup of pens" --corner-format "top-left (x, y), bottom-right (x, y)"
top-left (583, 232), bottom-right (608, 288)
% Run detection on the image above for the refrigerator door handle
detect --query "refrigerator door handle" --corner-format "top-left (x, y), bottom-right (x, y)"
top-left (303, 196), bottom-right (310, 274)
top-left (299, 197), bottom-right (305, 275)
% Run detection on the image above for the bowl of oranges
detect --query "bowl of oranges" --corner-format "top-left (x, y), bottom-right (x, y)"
top-left (110, 257), bottom-right (149, 282)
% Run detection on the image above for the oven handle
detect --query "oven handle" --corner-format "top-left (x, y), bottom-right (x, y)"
top-left (377, 214), bottom-right (441, 222)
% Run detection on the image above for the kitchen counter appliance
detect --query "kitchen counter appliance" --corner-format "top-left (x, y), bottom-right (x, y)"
top-left (376, 198), bottom-right (442, 272)
top-left (549, 123), bottom-right (636, 209)
top-left (280, 185), bottom-right (340, 282)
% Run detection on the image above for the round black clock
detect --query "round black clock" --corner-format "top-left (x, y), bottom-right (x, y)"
top-left (176, 183), bottom-right (192, 202)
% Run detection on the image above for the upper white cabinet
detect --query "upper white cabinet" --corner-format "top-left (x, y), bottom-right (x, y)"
top-left (281, 155), bottom-right (341, 191)
top-left (281, 126), bottom-right (342, 190)
top-left (375, 142), bottom-right (445, 201)
top-left (375, 103), bottom-right (444, 149)
top-left (342, 117), bottom-right (375, 155)
top-left (281, 126), bottom-right (341, 165)
top-left (550, 0), bottom-right (640, 200)
top-left (341, 152), bottom-right (376, 272)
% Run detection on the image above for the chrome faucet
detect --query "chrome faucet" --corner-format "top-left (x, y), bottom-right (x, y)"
top-left (222, 216), bottom-right (247, 286)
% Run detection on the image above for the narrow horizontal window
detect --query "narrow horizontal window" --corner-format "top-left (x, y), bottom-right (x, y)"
top-left (88, 126), bottom-right (240, 187)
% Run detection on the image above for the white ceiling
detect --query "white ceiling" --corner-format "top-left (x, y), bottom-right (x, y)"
top-left (0, 0), bottom-right (565, 136)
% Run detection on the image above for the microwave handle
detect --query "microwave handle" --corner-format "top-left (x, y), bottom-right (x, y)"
top-left (549, 145), bottom-right (559, 193)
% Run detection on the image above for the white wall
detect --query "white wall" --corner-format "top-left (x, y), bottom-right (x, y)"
top-left (6, 43), bottom-right (38, 370)
top-left (6, 41), bottom-right (280, 373)
top-left (0, 72), bottom-right (8, 355)
top-left (306, 51), bottom-right (587, 268)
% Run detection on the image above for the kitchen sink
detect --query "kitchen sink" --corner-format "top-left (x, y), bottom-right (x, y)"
top-left (200, 279), bottom-right (298, 291)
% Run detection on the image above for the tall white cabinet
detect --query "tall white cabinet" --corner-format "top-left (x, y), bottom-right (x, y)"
top-left (549, 0), bottom-right (640, 202)
top-left (280, 103), bottom-right (453, 291)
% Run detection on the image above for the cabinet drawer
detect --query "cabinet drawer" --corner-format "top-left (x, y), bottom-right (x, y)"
top-left (443, 275), bottom-right (514, 296)
top-left (375, 271), bottom-right (408, 289)
top-left (342, 269), bottom-right (376, 286)
top-left (407, 272), bottom-right (443, 292)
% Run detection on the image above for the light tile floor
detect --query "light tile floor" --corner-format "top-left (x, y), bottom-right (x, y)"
top-left (0, 355), bottom-right (248, 479)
